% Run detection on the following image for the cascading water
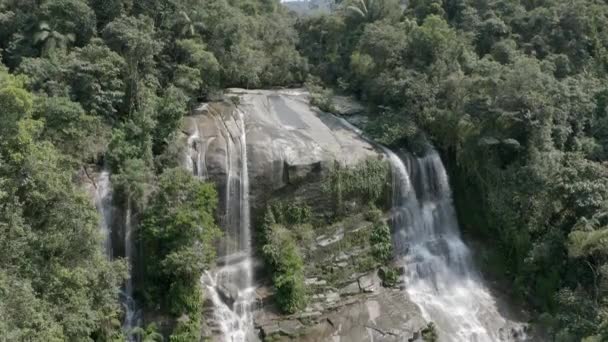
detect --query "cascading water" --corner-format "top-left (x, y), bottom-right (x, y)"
top-left (94, 170), bottom-right (113, 257)
top-left (331, 115), bottom-right (526, 341)
top-left (384, 148), bottom-right (527, 342)
top-left (187, 123), bottom-right (209, 179)
top-left (93, 170), bottom-right (140, 339)
top-left (122, 202), bottom-right (140, 339)
top-left (190, 109), bottom-right (255, 341)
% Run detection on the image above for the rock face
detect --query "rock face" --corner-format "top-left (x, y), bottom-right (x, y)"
top-left (182, 89), bottom-right (381, 210)
top-left (256, 289), bottom-right (426, 342)
top-left (181, 89), bottom-right (427, 341)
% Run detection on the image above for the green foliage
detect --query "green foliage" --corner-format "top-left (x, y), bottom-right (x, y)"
top-left (265, 201), bottom-right (312, 227)
top-left (370, 219), bottom-right (392, 263)
top-left (0, 0), bottom-right (310, 337)
top-left (174, 39), bottom-right (219, 98)
top-left (260, 202), bottom-right (309, 313)
top-left (297, 0), bottom-right (608, 338)
top-left (67, 39), bottom-right (126, 119)
top-left (262, 224), bottom-right (307, 313)
top-left (140, 168), bottom-right (220, 317)
top-left (153, 86), bottom-right (188, 152)
top-left (34, 95), bottom-right (109, 162)
top-left (306, 76), bottom-right (336, 112)
top-left (130, 323), bottom-right (164, 342)
top-left (0, 66), bottom-right (127, 340)
top-left (421, 322), bottom-right (439, 342)
top-left (324, 158), bottom-right (390, 215)
top-left (378, 266), bottom-right (398, 287)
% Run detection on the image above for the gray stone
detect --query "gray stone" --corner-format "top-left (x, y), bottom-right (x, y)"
top-left (358, 273), bottom-right (378, 293)
top-left (216, 282), bottom-right (239, 307)
top-left (335, 252), bottom-right (349, 261)
top-left (279, 319), bottom-right (304, 336)
top-left (339, 282), bottom-right (360, 296)
top-left (262, 323), bottom-right (280, 336)
top-left (317, 229), bottom-right (344, 248)
top-left (326, 292), bottom-right (340, 303)
top-left (279, 290), bottom-right (427, 341)
top-left (305, 277), bottom-right (319, 285)
top-left (336, 261), bottom-right (349, 268)
top-left (182, 88), bottom-right (382, 212)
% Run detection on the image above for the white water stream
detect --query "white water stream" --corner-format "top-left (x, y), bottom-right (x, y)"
top-left (334, 116), bottom-right (526, 341)
top-left (384, 148), bottom-right (527, 342)
top-left (189, 109), bottom-right (255, 341)
top-left (94, 170), bottom-right (140, 340)
top-left (95, 170), bottom-right (113, 258)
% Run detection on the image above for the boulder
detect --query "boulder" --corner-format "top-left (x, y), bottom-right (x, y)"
top-left (339, 282), bottom-right (360, 296)
top-left (281, 290), bottom-right (426, 342)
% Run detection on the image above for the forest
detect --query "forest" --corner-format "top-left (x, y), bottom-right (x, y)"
top-left (1, 0), bottom-right (608, 341)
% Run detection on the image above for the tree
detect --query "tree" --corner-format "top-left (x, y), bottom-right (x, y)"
top-left (262, 224), bottom-right (307, 313)
top-left (344, 0), bottom-right (402, 23)
top-left (67, 39), bottom-right (126, 119)
top-left (140, 168), bottom-right (220, 316)
top-left (33, 22), bottom-right (75, 58)
top-left (34, 96), bottom-right (109, 162)
top-left (102, 15), bottom-right (161, 113)
top-left (173, 39), bottom-right (219, 98)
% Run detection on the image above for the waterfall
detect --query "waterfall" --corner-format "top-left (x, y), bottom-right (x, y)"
top-left (384, 148), bottom-right (527, 342)
top-left (187, 123), bottom-right (209, 179)
top-left (93, 170), bottom-right (140, 339)
top-left (191, 109), bottom-right (255, 341)
top-left (95, 170), bottom-right (113, 258)
top-left (122, 201), bottom-right (140, 340)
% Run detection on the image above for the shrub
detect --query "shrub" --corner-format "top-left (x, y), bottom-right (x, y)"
top-left (262, 224), bottom-right (307, 313)
top-left (324, 158), bottom-right (390, 216)
top-left (139, 168), bottom-right (220, 319)
top-left (378, 266), bottom-right (399, 287)
top-left (306, 76), bottom-right (336, 113)
top-left (370, 220), bottom-right (393, 263)
top-left (421, 322), bottom-right (439, 342)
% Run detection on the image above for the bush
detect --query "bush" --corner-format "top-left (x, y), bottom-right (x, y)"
top-left (378, 266), bottom-right (399, 287)
top-left (421, 322), bottom-right (438, 342)
top-left (139, 168), bottom-right (220, 318)
top-left (324, 158), bottom-right (390, 216)
top-left (262, 224), bottom-right (307, 313)
top-left (370, 220), bottom-right (393, 263)
top-left (306, 76), bottom-right (336, 113)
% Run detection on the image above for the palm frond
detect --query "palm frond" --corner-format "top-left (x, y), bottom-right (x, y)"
top-left (347, 5), bottom-right (366, 18)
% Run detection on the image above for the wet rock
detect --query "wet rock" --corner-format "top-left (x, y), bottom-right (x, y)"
top-left (262, 323), bottom-right (280, 336)
top-left (335, 252), bottom-right (350, 262)
top-left (325, 292), bottom-right (340, 303)
top-left (182, 89), bottom-right (382, 210)
top-left (358, 274), bottom-right (378, 293)
top-left (316, 229), bottom-right (344, 247)
top-left (339, 282), bottom-right (360, 296)
top-left (305, 278), bottom-right (328, 287)
top-left (284, 290), bottom-right (426, 341)
top-left (216, 282), bottom-right (239, 307)
top-left (279, 319), bottom-right (304, 336)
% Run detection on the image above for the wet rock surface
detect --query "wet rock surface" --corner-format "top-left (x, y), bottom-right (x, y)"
top-left (182, 89), bottom-right (382, 211)
top-left (254, 280), bottom-right (427, 342)
top-left (181, 90), bottom-right (427, 341)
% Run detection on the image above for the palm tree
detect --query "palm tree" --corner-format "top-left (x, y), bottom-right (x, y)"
top-left (130, 323), bottom-right (164, 342)
top-left (33, 21), bottom-right (75, 57)
top-left (347, 0), bottom-right (372, 19)
top-left (175, 10), bottom-right (205, 38)
top-left (345, 0), bottom-right (394, 22)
